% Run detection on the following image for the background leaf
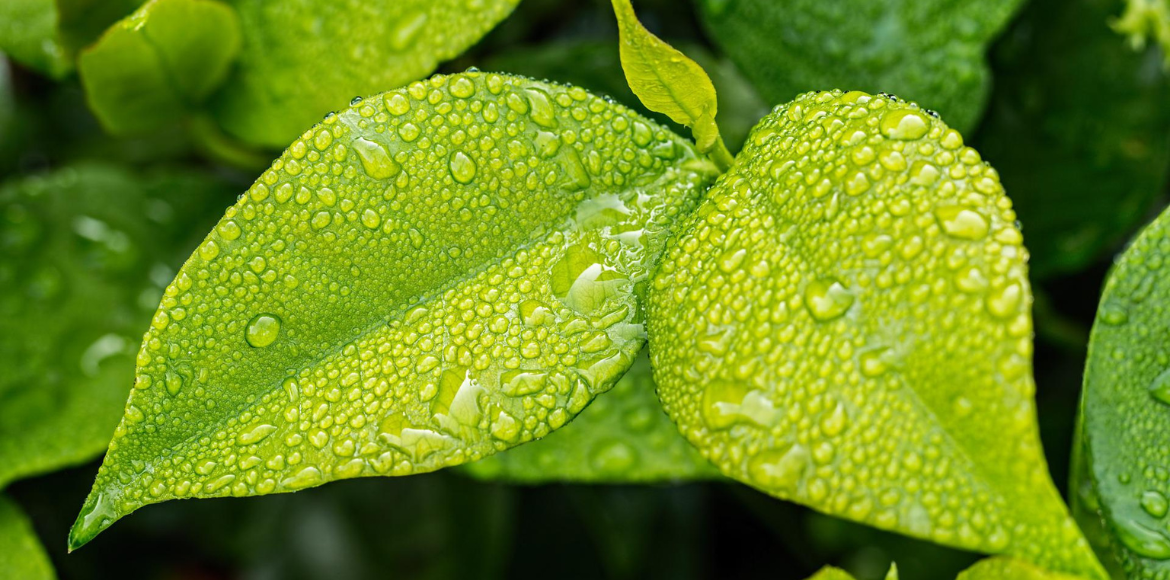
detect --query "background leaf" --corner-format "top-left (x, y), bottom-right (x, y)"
top-left (1074, 204), bottom-right (1170, 574)
top-left (69, 72), bottom-right (718, 548)
top-left (0, 495), bottom-right (54, 579)
top-left (78, 0), bottom-right (242, 135)
top-left (647, 90), bottom-right (1104, 577)
top-left (694, 0), bottom-right (1024, 133)
top-left (0, 163), bottom-right (232, 490)
top-left (0, 0), bottom-right (144, 78)
top-left (463, 349), bottom-right (717, 483)
top-left (972, 0), bottom-right (1170, 279)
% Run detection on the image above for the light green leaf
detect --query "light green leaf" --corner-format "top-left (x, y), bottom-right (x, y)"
top-left (610, 0), bottom-right (733, 168)
top-left (957, 558), bottom-right (1084, 580)
top-left (0, 495), bottom-right (54, 580)
top-left (806, 567), bottom-right (857, 580)
top-left (1074, 205), bottom-right (1170, 575)
top-left (974, 0), bottom-right (1170, 279)
top-left (69, 71), bottom-right (718, 549)
top-left (694, 0), bottom-right (1024, 133)
top-left (484, 40), bottom-right (768, 153)
top-left (0, 0), bottom-right (144, 78)
top-left (78, 0), bottom-right (242, 135)
top-left (212, 0), bottom-right (521, 148)
top-left (462, 349), bottom-right (717, 483)
top-left (646, 90), bottom-right (1105, 578)
top-left (0, 163), bottom-right (232, 490)
top-left (1113, 0), bottom-right (1170, 65)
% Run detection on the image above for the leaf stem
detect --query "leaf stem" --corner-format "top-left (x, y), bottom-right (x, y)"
top-left (708, 136), bottom-right (735, 172)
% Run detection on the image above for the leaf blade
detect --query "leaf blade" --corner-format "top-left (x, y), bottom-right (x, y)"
top-left (0, 496), bottom-right (54, 580)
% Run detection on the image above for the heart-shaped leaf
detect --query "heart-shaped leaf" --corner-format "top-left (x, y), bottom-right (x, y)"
top-left (693, 0), bottom-right (1024, 133)
top-left (1074, 205), bottom-right (1170, 574)
top-left (463, 349), bottom-right (717, 483)
top-left (0, 495), bottom-right (54, 580)
top-left (69, 71), bottom-right (718, 549)
top-left (0, 163), bottom-right (233, 490)
top-left (0, 0), bottom-right (144, 77)
top-left (647, 90), bottom-right (1105, 577)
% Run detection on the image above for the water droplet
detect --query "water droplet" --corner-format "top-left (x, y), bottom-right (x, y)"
top-left (449, 151), bottom-right (477, 184)
top-left (748, 444), bottom-right (809, 490)
top-left (880, 109), bottom-right (929, 140)
top-left (987, 282), bottom-right (1023, 318)
top-left (1115, 516), bottom-right (1170, 559)
top-left (1100, 302), bottom-right (1129, 326)
top-left (245, 314), bottom-right (281, 348)
top-left (701, 380), bottom-right (751, 430)
top-left (1143, 490), bottom-right (1169, 518)
top-left (1149, 368), bottom-right (1170, 405)
top-left (353, 138), bottom-right (401, 179)
top-left (238, 424), bottom-right (277, 445)
top-left (805, 279), bottom-right (855, 321)
top-left (935, 206), bottom-right (989, 241)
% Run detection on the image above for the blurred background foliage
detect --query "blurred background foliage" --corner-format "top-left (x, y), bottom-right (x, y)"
top-left (0, 0), bottom-right (1167, 578)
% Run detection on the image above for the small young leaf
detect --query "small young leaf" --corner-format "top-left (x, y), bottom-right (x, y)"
top-left (1075, 205), bottom-right (1170, 574)
top-left (0, 164), bottom-right (233, 490)
top-left (0, 0), bottom-right (144, 78)
top-left (69, 72), bottom-right (718, 549)
top-left (694, 0), bottom-right (1024, 133)
top-left (78, 0), bottom-right (242, 135)
top-left (463, 349), bottom-right (717, 483)
top-left (647, 90), bottom-right (1105, 578)
top-left (957, 558), bottom-right (1083, 580)
top-left (610, 0), bottom-right (734, 168)
top-left (0, 495), bottom-right (54, 580)
top-left (974, 0), bottom-right (1170, 278)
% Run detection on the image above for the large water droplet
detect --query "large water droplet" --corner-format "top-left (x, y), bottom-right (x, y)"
top-left (935, 206), bottom-right (989, 241)
top-left (449, 151), bottom-right (477, 184)
top-left (1143, 490), bottom-right (1169, 518)
top-left (353, 138), bottom-right (401, 179)
top-left (880, 109), bottom-right (929, 140)
top-left (245, 313), bottom-right (281, 348)
top-left (1149, 367), bottom-right (1170, 405)
top-left (748, 444), bottom-right (809, 490)
top-left (1115, 517), bottom-right (1170, 559)
top-left (805, 279), bottom-right (855, 321)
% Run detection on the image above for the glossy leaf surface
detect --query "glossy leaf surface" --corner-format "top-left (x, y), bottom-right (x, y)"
top-left (70, 72), bottom-right (717, 548)
top-left (0, 164), bottom-right (232, 490)
top-left (974, 0), bottom-right (1170, 278)
top-left (647, 90), bottom-right (1104, 577)
top-left (0, 496), bottom-right (54, 580)
top-left (78, 0), bottom-right (241, 135)
top-left (463, 350), bottom-right (716, 483)
top-left (1075, 205), bottom-right (1170, 576)
top-left (694, 0), bottom-right (1023, 133)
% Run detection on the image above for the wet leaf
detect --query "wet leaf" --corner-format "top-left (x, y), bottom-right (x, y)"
top-left (694, 0), bottom-right (1024, 133)
top-left (611, 0), bottom-right (732, 167)
top-left (463, 349), bottom-right (716, 483)
top-left (1074, 205), bottom-right (1170, 576)
top-left (78, 0), bottom-right (242, 135)
top-left (647, 90), bottom-right (1105, 577)
top-left (69, 72), bottom-right (717, 549)
top-left (484, 40), bottom-right (768, 153)
top-left (0, 495), bottom-right (54, 580)
top-left (957, 557), bottom-right (1082, 580)
top-left (973, 0), bottom-right (1170, 279)
top-left (0, 163), bottom-right (232, 490)
top-left (0, 0), bottom-right (144, 78)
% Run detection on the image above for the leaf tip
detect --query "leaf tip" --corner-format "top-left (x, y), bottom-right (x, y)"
top-left (67, 490), bottom-right (122, 551)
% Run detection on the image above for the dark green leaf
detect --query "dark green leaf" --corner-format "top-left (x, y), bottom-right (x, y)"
top-left (0, 495), bottom-right (54, 579)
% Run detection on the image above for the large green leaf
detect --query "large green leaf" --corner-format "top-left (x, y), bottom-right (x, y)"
top-left (0, 0), bottom-right (144, 77)
top-left (0, 164), bottom-right (232, 490)
top-left (69, 72), bottom-right (718, 549)
top-left (212, 0), bottom-right (521, 148)
top-left (957, 558), bottom-right (1083, 580)
top-left (694, 0), bottom-right (1024, 133)
top-left (78, 0), bottom-right (242, 135)
top-left (973, 0), bottom-right (1170, 279)
top-left (0, 495), bottom-right (54, 580)
top-left (1074, 205), bottom-right (1170, 576)
top-left (484, 41), bottom-right (768, 153)
top-left (647, 90), bottom-right (1105, 577)
top-left (463, 349), bottom-right (717, 483)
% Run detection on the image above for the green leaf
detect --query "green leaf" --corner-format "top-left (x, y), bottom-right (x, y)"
top-left (1074, 205), bottom-right (1170, 575)
top-left (0, 163), bottom-right (232, 490)
top-left (973, 0), bottom-right (1170, 279)
top-left (484, 40), bottom-right (769, 154)
top-left (78, 0), bottom-right (242, 135)
top-left (462, 349), bottom-right (717, 483)
top-left (694, 0), bottom-right (1024, 133)
top-left (1112, 0), bottom-right (1170, 66)
top-left (646, 90), bottom-right (1105, 578)
top-left (0, 495), bottom-right (54, 580)
top-left (211, 0), bottom-right (521, 148)
top-left (610, 0), bottom-right (733, 168)
top-left (806, 567), bottom-right (857, 580)
top-left (69, 71), bottom-right (718, 549)
top-left (957, 558), bottom-right (1084, 580)
top-left (0, 0), bottom-right (144, 78)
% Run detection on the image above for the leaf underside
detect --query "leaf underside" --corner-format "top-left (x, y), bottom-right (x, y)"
top-left (1075, 205), bottom-right (1170, 576)
top-left (0, 496), bottom-right (54, 580)
top-left (70, 72), bottom-right (717, 549)
top-left (463, 349), bottom-right (718, 483)
top-left (646, 90), bottom-right (1104, 577)
top-left (694, 0), bottom-right (1024, 133)
top-left (0, 164), bottom-right (232, 490)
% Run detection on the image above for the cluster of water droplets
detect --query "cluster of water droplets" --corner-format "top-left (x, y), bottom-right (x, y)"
top-left (648, 90), bottom-right (1097, 574)
top-left (72, 71), bottom-right (716, 543)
